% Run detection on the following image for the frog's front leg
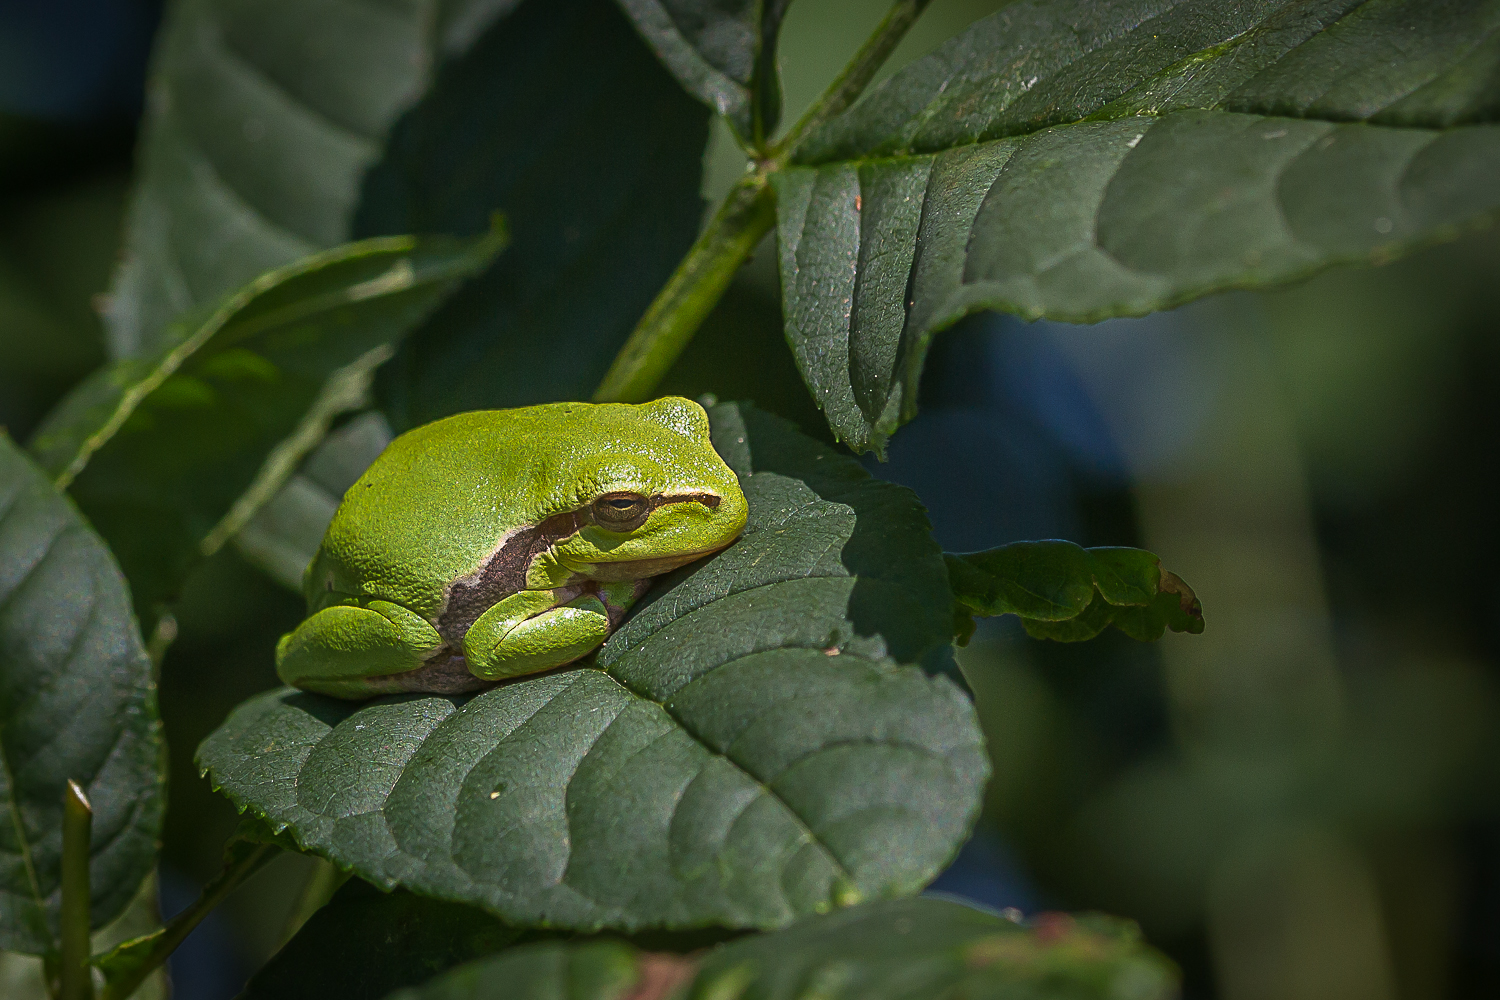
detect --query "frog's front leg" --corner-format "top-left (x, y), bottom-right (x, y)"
top-left (276, 600), bottom-right (443, 696)
top-left (463, 582), bottom-right (641, 681)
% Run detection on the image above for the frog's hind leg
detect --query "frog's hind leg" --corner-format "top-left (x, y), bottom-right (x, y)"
top-left (463, 589), bottom-right (616, 681)
top-left (276, 600), bottom-right (443, 698)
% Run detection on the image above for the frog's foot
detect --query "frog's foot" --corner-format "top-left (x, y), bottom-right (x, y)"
top-left (276, 600), bottom-right (443, 699)
top-left (462, 589), bottom-right (616, 681)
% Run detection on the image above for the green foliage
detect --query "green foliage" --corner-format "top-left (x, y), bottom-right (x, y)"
top-left (386, 897), bottom-right (1177, 1000)
top-left (103, 0), bottom-right (499, 358)
top-left (197, 403), bottom-right (988, 930)
top-left (4, 0), bottom-right (1495, 994)
top-left (0, 437), bottom-right (163, 955)
top-left (246, 877), bottom-right (741, 1000)
top-left (363, 0), bottom-right (712, 429)
top-left (776, 0), bottom-right (1500, 452)
top-left (28, 230), bottom-right (503, 622)
top-left (947, 542), bottom-right (1204, 644)
top-left (113, 0), bottom-right (709, 430)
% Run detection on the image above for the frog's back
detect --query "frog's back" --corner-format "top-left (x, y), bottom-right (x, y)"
top-left (307, 407), bottom-right (584, 617)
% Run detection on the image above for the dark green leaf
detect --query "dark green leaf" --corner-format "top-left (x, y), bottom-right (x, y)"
top-left (243, 879), bottom-right (532, 1000)
top-left (0, 436), bottom-right (164, 955)
top-left (363, 0), bottom-right (710, 429)
top-left (102, 0), bottom-right (514, 358)
top-left (108, 0), bottom-right (708, 434)
top-left (776, 0), bottom-right (1500, 453)
top-left (615, 0), bottom-right (794, 144)
top-left (387, 897), bottom-right (1179, 1000)
top-left (197, 403), bottom-right (986, 931)
top-left (29, 230), bottom-right (504, 622)
top-left (946, 541), bottom-right (1204, 644)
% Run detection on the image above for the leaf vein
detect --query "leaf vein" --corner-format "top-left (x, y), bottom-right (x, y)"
top-left (597, 670), bottom-right (857, 887)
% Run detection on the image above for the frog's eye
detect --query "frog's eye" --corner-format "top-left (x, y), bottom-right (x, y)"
top-left (591, 492), bottom-right (650, 530)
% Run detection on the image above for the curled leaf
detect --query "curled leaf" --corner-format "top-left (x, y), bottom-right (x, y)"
top-left (946, 540), bottom-right (1203, 644)
top-left (29, 228), bottom-right (504, 622)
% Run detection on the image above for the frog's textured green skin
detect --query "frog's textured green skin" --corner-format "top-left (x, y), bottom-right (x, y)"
top-left (275, 397), bottom-right (747, 698)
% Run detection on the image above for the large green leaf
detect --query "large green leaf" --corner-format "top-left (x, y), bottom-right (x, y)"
top-left (385, 897), bottom-right (1178, 1000)
top-left (28, 232), bottom-right (502, 623)
top-left (775, 0), bottom-right (1500, 452)
top-left (946, 541), bottom-right (1204, 644)
top-left (362, 0), bottom-right (710, 429)
top-left (614, 0), bottom-right (794, 145)
top-left (197, 403), bottom-right (986, 931)
top-left (109, 0), bottom-right (709, 431)
top-left (0, 437), bottom-right (164, 955)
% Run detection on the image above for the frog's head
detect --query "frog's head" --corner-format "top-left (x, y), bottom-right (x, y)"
top-left (550, 397), bottom-right (748, 582)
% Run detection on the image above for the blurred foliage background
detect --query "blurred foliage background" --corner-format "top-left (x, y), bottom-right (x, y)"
top-left (3, 1), bottom-right (1498, 998)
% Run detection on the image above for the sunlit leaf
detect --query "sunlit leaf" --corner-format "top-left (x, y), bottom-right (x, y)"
top-left (197, 403), bottom-right (986, 931)
top-left (777, 0), bottom-right (1500, 452)
top-left (108, 0), bottom-right (710, 435)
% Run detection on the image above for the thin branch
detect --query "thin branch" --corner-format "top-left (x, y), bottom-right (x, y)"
top-left (98, 842), bottom-right (276, 1000)
top-left (592, 174), bottom-right (775, 403)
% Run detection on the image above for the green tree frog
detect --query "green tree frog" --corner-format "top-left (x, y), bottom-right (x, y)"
top-left (276, 397), bottom-right (747, 698)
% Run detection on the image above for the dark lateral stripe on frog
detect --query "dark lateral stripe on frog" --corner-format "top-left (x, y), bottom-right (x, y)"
top-left (434, 492), bottom-right (720, 644)
top-left (436, 509), bottom-right (582, 643)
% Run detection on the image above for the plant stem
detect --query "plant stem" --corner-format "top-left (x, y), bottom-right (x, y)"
top-left (60, 781), bottom-right (94, 1000)
top-left (591, 0), bottom-right (930, 405)
top-left (99, 843), bottom-right (276, 1000)
top-left (592, 174), bottom-right (776, 403)
top-left (773, 0), bottom-right (932, 160)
